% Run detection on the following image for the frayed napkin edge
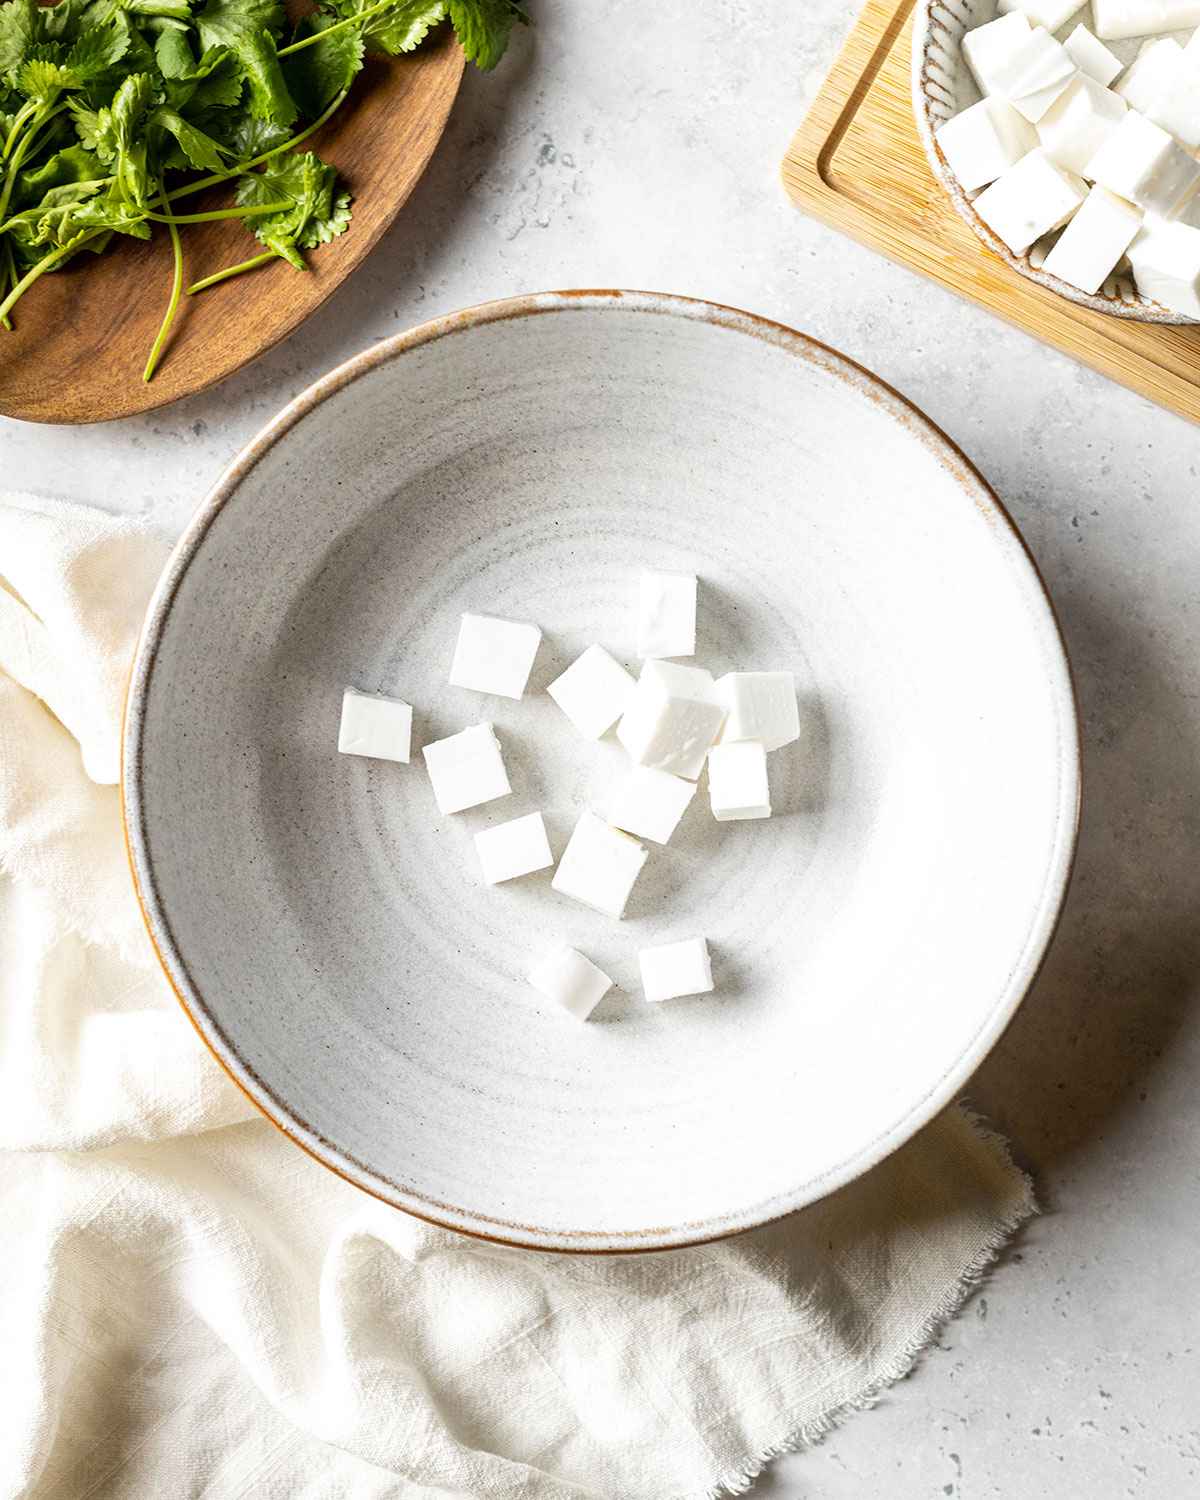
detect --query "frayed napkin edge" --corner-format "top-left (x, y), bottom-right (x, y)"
top-left (692, 1106), bottom-right (1038, 1500)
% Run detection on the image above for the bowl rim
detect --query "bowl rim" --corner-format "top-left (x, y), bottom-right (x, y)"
top-left (909, 0), bottom-right (1193, 326)
top-left (122, 288), bottom-right (1083, 1253)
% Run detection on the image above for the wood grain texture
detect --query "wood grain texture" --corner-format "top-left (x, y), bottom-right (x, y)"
top-left (0, 28), bottom-right (463, 425)
top-left (783, 0), bottom-right (1200, 426)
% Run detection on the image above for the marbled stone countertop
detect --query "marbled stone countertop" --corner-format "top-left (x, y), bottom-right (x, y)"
top-left (5, 3), bottom-right (1196, 1493)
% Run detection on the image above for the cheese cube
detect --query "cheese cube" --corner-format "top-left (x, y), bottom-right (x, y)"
top-left (474, 812), bottom-right (553, 884)
top-left (973, 149), bottom-right (1087, 254)
top-left (1127, 216), bottom-right (1200, 317)
top-left (714, 671), bottom-right (800, 753)
top-left (546, 644), bottom-right (636, 739)
top-left (638, 937), bottom-right (714, 1003)
top-left (1086, 111), bottom-right (1200, 218)
top-left (337, 689), bottom-right (412, 763)
top-left (1113, 38), bottom-right (1183, 120)
top-left (608, 765), bottom-right (696, 845)
top-left (1042, 185), bottom-right (1142, 292)
top-left (997, 0), bottom-right (1084, 33)
top-left (708, 741), bottom-right (771, 822)
top-left (1150, 56), bottom-right (1200, 150)
top-left (1063, 23), bottom-right (1122, 86)
top-left (449, 613), bottom-right (542, 699)
top-left (551, 811), bottom-right (648, 919)
top-left (616, 660), bottom-right (727, 780)
top-left (1037, 75), bottom-right (1126, 175)
top-left (935, 97), bottom-right (1038, 192)
top-left (529, 946), bottom-right (613, 1021)
top-left (422, 723), bottom-right (510, 814)
top-left (1092, 0), bottom-right (1200, 40)
top-left (962, 12), bottom-right (1033, 96)
top-left (989, 27), bottom-right (1078, 124)
top-left (637, 570), bottom-right (697, 658)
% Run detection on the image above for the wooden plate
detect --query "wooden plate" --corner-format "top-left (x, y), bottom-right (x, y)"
top-left (0, 29), bottom-right (463, 425)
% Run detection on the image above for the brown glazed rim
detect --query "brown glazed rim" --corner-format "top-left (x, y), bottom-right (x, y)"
top-left (121, 289), bottom-right (1083, 1254)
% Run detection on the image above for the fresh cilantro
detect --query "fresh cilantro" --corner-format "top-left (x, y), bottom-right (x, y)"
top-left (0, 0), bottom-right (524, 375)
top-left (234, 148), bottom-right (348, 265)
top-left (447, 0), bottom-right (525, 70)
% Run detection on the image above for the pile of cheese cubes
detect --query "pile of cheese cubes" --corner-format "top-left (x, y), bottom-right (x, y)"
top-left (336, 570), bottom-right (800, 1022)
top-left (935, 0), bottom-right (1200, 315)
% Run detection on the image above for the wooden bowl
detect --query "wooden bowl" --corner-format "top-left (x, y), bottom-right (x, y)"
top-left (0, 29), bottom-right (464, 424)
top-left (911, 0), bottom-right (1192, 324)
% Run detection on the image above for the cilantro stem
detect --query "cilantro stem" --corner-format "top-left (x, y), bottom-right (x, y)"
top-left (142, 181), bottom-right (183, 383)
top-left (187, 249), bottom-right (277, 294)
top-left (0, 102), bottom-right (68, 228)
top-left (164, 88), bottom-right (348, 204)
top-left (0, 240), bottom-right (16, 330)
top-left (0, 230), bottom-right (103, 324)
top-left (2, 100), bottom-right (40, 160)
top-left (143, 198), bottom-right (291, 224)
top-left (277, 1), bottom-right (393, 56)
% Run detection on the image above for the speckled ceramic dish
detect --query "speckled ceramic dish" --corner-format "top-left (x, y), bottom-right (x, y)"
top-left (913, 0), bottom-right (1192, 324)
top-left (123, 290), bottom-right (1080, 1252)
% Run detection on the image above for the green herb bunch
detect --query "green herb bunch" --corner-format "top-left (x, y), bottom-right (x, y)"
top-left (0, 0), bottom-right (523, 378)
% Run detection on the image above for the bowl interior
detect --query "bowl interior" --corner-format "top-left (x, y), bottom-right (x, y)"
top-left (126, 294), bottom-right (1078, 1250)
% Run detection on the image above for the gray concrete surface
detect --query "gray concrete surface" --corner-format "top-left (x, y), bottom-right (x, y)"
top-left (4, 2), bottom-right (1197, 1493)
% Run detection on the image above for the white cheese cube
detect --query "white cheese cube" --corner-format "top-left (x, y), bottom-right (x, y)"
top-left (616, 660), bottom-right (727, 780)
top-left (1113, 38), bottom-right (1183, 120)
top-left (708, 741), bottom-right (771, 822)
top-left (422, 723), bottom-right (510, 815)
top-left (714, 671), bottom-right (800, 753)
top-left (935, 97), bottom-right (1038, 192)
top-left (1037, 75), bottom-right (1126, 175)
top-left (1150, 57), bottom-right (1200, 150)
top-left (963, 12), bottom-right (1033, 96)
top-left (1086, 111), bottom-right (1200, 217)
top-left (997, 0), bottom-right (1085, 34)
top-left (551, 811), bottom-right (648, 919)
top-left (449, 613), bottom-right (542, 699)
top-left (529, 946), bottom-right (613, 1021)
top-left (1092, 0), bottom-right (1200, 40)
top-left (638, 937), bottom-right (714, 1003)
top-left (637, 570), bottom-right (697, 658)
top-left (474, 811), bottom-right (553, 884)
top-left (973, 149), bottom-right (1087, 254)
top-left (337, 688), bottom-right (412, 762)
top-left (990, 27), bottom-right (1078, 123)
top-left (546, 644), bottom-right (636, 739)
top-left (1127, 216), bottom-right (1200, 317)
top-left (608, 765), bottom-right (696, 845)
top-left (1063, 23), bottom-right (1122, 86)
top-left (1042, 185), bottom-right (1142, 291)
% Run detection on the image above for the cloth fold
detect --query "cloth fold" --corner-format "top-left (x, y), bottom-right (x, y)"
top-left (0, 492), bottom-right (1035, 1500)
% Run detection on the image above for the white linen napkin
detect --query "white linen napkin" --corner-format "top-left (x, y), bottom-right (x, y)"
top-left (0, 491), bottom-right (1036, 1500)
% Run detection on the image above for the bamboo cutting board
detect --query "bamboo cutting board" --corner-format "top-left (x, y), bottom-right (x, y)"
top-left (782, 0), bottom-right (1200, 424)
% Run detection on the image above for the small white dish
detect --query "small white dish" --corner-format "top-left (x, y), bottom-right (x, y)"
top-left (912, 0), bottom-right (1193, 323)
top-left (123, 291), bottom-right (1080, 1252)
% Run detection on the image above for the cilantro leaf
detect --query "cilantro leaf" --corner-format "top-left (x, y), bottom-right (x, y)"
top-left (218, 109), bottom-right (287, 158)
top-left (0, 0), bottom-right (37, 87)
top-left (281, 13), bottom-right (362, 118)
top-left (150, 104), bottom-right (225, 169)
top-left (13, 142), bottom-right (104, 205)
top-left (195, 0), bottom-right (296, 124)
top-left (106, 70), bottom-right (158, 203)
top-left (234, 149), bottom-right (348, 266)
top-left (65, 17), bottom-right (129, 79)
top-left (447, 0), bottom-right (523, 70)
top-left (154, 25), bottom-right (194, 77)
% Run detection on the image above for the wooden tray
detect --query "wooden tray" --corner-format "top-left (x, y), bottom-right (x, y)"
top-left (783, 0), bottom-right (1200, 424)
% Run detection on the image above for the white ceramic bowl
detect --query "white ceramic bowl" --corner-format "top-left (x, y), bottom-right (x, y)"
top-left (123, 291), bottom-right (1080, 1252)
top-left (912, 0), bottom-right (1191, 324)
